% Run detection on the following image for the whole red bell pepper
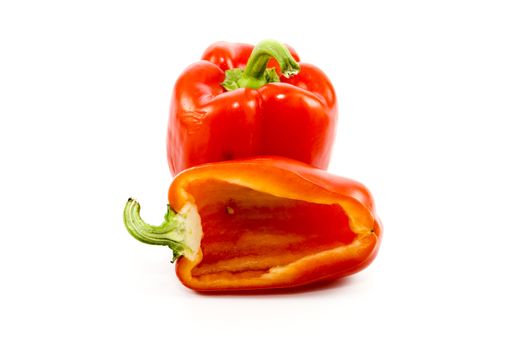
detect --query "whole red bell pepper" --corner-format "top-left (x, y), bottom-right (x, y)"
top-left (124, 157), bottom-right (381, 291)
top-left (167, 40), bottom-right (337, 175)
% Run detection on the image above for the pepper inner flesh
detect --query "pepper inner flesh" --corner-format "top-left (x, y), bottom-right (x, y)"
top-left (186, 180), bottom-right (356, 280)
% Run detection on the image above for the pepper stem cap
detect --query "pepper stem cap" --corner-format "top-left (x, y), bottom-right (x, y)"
top-left (123, 198), bottom-right (202, 262)
top-left (222, 39), bottom-right (300, 91)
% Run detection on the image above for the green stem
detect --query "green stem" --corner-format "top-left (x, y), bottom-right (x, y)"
top-left (243, 39), bottom-right (300, 81)
top-left (124, 198), bottom-right (188, 262)
top-left (222, 39), bottom-right (300, 91)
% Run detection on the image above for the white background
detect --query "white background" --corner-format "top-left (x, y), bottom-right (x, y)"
top-left (1, 0), bottom-right (524, 348)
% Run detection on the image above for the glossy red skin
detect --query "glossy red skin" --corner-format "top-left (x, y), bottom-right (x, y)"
top-left (167, 42), bottom-right (337, 176)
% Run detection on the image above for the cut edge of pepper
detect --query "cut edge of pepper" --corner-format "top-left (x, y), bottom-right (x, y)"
top-left (176, 226), bottom-right (380, 291)
top-left (172, 178), bottom-right (379, 290)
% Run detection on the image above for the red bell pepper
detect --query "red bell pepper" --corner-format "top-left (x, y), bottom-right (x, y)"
top-left (124, 157), bottom-right (381, 291)
top-left (167, 40), bottom-right (337, 175)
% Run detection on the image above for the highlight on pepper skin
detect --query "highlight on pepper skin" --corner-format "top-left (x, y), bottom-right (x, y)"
top-left (124, 157), bottom-right (381, 292)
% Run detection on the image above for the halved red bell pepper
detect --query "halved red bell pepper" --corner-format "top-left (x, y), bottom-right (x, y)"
top-left (167, 40), bottom-right (337, 175)
top-left (124, 157), bottom-right (381, 291)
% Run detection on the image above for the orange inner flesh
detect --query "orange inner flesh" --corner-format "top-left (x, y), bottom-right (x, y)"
top-left (186, 180), bottom-right (356, 280)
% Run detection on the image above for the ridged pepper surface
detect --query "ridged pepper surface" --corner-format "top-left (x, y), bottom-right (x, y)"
top-left (167, 40), bottom-right (337, 175)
